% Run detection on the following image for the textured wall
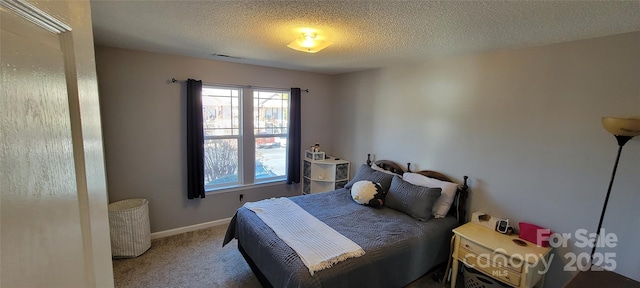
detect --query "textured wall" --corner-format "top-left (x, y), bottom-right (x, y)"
top-left (89, 1), bottom-right (640, 74)
top-left (95, 46), bottom-right (335, 232)
top-left (331, 32), bottom-right (640, 287)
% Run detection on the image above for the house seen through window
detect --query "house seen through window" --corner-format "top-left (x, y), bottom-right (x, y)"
top-left (202, 85), bottom-right (288, 190)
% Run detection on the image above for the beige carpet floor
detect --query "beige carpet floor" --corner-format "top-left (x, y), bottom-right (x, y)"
top-left (112, 224), bottom-right (456, 288)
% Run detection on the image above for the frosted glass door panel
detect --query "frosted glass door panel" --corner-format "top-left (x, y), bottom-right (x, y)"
top-left (1, 6), bottom-right (86, 287)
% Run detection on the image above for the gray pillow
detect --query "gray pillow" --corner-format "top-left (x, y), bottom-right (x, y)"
top-left (385, 176), bottom-right (442, 221)
top-left (345, 164), bottom-right (394, 192)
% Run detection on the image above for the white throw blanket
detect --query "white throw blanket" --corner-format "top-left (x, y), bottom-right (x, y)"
top-left (243, 197), bottom-right (365, 275)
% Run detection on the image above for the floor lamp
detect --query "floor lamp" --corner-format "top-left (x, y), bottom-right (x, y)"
top-left (591, 117), bottom-right (640, 266)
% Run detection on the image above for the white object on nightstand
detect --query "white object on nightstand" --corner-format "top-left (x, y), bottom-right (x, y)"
top-left (302, 158), bottom-right (349, 194)
top-left (471, 211), bottom-right (500, 230)
top-left (450, 223), bottom-right (552, 288)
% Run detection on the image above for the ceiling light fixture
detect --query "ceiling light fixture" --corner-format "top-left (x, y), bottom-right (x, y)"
top-left (287, 32), bottom-right (332, 53)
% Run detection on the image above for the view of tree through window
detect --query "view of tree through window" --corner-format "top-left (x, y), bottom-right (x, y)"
top-left (201, 86), bottom-right (288, 190)
top-left (202, 87), bottom-right (240, 188)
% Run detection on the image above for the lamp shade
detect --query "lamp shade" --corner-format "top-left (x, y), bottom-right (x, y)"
top-left (287, 32), bottom-right (332, 53)
top-left (602, 117), bottom-right (640, 136)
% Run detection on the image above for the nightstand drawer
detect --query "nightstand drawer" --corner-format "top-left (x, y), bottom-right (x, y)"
top-left (461, 248), bottom-right (522, 287)
top-left (460, 238), bottom-right (523, 272)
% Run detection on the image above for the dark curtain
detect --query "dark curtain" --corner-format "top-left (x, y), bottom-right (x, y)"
top-left (187, 79), bottom-right (205, 199)
top-left (286, 88), bottom-right (302, 184)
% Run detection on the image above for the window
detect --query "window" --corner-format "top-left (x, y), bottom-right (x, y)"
top-left (201, 85), bottom-right (288, 191)
top-left (254, 90), bottom-right (288, 182)
top-left (202, 86), bottom-right (241, 189)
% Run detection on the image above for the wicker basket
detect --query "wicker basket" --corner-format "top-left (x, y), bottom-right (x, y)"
top-left (108, 198), bottom-right (151, 258)
top-left (463, 265), bottom-right (510, 288)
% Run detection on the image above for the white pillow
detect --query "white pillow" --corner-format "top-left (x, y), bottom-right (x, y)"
top-left (402, 172), bottom-right (458, 218)
top-left (371, 162), bottom-right (402, 177)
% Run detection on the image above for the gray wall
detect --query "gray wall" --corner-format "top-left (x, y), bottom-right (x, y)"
top-left (95, 46), bottom-right (336, 232)
top-left (331, 32), bottom-right (640, 287)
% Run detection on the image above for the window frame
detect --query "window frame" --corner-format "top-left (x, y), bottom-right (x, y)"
top-left (201, 85), bottom-right (243, 191)
top-left (253, 89), bottom-right (289, 184)
top-left (201, 85), bottom-right (289, 193)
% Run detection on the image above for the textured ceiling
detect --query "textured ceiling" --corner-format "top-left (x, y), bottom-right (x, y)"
top-left (90, 1), bottom-right (640, 75)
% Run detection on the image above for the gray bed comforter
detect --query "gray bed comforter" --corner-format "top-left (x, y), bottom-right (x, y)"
top-left (223, 188), bottom-right (459, 288)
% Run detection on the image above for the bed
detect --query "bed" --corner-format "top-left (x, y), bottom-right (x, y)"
top-left (223, 155), bottom-right (469, 288)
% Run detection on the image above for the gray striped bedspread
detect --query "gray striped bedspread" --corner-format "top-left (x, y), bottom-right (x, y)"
top-left (223, 188), bottom-right (459, 288)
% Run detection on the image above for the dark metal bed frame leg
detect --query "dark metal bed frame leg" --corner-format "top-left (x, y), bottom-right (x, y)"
top-left (238, 244), bottom-right (274, 288)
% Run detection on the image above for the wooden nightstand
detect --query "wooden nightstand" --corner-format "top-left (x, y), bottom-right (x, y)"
top-left (451, 223), bottom-right (552, 288)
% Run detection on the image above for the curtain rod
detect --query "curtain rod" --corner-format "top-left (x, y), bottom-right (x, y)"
top-left (170, 78), bottom-right (309, 93)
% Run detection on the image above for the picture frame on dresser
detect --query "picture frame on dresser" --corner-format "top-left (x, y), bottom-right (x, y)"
top-left (305, 150), bottom-right (326, 161)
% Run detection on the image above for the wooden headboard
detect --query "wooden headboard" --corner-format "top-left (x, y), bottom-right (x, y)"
top-left (365, 154), bottom-right (469, 224)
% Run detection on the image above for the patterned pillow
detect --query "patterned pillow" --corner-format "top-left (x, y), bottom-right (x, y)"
top-left (344, 164), bottom-right (395, 192)
top-left (385, 176), bottom-right (442, 221)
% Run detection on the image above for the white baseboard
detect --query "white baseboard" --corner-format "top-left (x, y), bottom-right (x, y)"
top-left (150, 217), bottom-right (232, 240)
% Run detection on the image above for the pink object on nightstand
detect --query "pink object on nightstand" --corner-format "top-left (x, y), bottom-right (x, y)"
top-left (519, 222), bottom-right (552, 247)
